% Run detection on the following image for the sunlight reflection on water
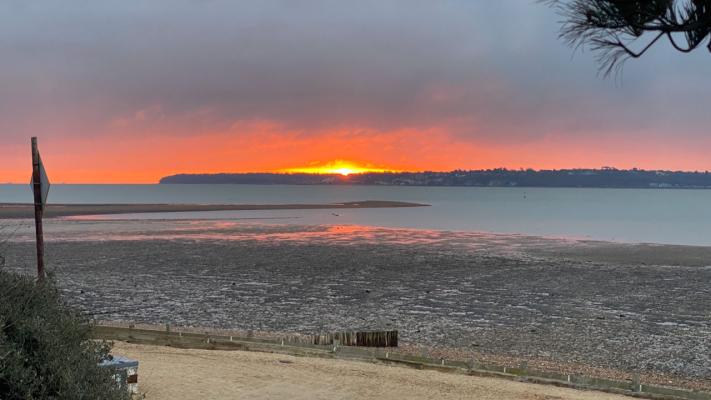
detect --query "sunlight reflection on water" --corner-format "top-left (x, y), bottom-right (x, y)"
top-left (5, 184), bottom-right (711, 245)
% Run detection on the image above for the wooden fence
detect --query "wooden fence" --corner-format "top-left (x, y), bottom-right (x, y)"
top-left (309, 330), bottom-right (398, 347)
top-left (91, 324), bottom-right (711, 400)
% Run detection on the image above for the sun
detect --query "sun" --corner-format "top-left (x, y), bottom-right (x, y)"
top-left (335, 167), bottom-right (354, 176)
top-left (281, 160), bottom-right (397, 175)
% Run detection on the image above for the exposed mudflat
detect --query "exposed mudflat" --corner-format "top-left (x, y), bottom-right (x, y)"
top-left (0, 200), bottom-right (426, 219)
top-left (1, 220), bottom-right (710, 388)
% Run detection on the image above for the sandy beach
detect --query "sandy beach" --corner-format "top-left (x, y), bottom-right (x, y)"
top-left (112, 341), bottom-right (630, 400)
top-left (0, 200), bottom-right (427, 219)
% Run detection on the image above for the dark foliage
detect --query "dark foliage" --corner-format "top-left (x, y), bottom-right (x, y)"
top-left (161, 168), bottom-right (711, 188)
top-left (0, 271), bottom-right (129, 400)
top-left (545, 0), bottom-right (711, 75)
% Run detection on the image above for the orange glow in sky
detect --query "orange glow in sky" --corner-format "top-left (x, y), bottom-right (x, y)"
top-left (3, 126), bottom-right (711, 184)
top-left (281, 160), bottom-right (399, 176)
top-left (2, 2), bottom-right (710, 184)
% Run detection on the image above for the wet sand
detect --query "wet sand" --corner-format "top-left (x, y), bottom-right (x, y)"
top-left (2, 221), bottom-right (710, 391)
top-left (0, 200), bottom-right (427, 219)
top-left (111, 341), bottom-right (631, 400)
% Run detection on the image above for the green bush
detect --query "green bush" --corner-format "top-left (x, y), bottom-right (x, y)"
top-left (0, 271), bottom-right (130, 400)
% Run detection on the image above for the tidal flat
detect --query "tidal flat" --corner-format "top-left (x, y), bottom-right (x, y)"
top-left (2, 220), bottom-right (710, 388)
top-left (0, 200), bottom-right (426, 219)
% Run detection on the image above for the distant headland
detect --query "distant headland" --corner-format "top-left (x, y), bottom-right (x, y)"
top-left (160, 168), bottom-right (711, 189)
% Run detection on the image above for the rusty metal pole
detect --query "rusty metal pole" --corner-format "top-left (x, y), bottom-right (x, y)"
top-left (31, 137), bottom-right (45, 281)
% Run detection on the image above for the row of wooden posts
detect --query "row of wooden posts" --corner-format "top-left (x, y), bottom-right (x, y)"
top-left (309, 330), bottom-right (398, 347)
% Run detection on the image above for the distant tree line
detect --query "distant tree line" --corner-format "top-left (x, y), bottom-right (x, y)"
top-left (160, 168), bottom-right (711, 188)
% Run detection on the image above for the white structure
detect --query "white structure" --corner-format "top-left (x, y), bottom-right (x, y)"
top-left (99, 355), bottom-right (139, 395)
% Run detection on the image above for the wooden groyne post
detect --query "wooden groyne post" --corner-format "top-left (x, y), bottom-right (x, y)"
top-left (310, 330), bottom-right (398, 347)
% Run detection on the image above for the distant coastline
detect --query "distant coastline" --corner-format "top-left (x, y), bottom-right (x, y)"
top-left (160, 168), bottom-right (711, 189)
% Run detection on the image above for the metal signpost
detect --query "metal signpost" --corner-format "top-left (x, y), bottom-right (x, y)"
top-left (30, 137), bottom-right (50, 281)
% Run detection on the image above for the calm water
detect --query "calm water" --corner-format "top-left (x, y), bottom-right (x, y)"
top-left (2, 184), bottom-right (711, 246)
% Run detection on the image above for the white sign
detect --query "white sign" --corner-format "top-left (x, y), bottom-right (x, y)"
top-left (30, 153), bottom-right (50, 209)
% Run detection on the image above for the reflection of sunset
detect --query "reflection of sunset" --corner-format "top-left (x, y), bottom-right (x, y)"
top-left (281, 160), bottom-right (399, 176)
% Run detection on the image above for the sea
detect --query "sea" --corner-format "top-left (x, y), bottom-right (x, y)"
top-left (1, 184), bottom-right (711, 246)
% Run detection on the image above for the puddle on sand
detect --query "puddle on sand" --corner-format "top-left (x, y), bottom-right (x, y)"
top-left (0, 217), bottom-right (570, 257)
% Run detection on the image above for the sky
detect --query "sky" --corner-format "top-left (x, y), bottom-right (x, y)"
top-left (1, 0), bottom-right (709, 183)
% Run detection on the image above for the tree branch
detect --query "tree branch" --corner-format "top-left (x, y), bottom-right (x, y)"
top-left (618, 32), bottom-right (665, 58)
top-left (666, 32), bottom-right (696, 53)
top-left (545, 0), bottom-right (711, 76)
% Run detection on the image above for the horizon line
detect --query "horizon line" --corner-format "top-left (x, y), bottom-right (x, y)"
top-left (3, 167), bottom-right (711, 185)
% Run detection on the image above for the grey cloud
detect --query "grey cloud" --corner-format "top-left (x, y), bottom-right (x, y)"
top-left (0, 0), bottom-right (708, 145)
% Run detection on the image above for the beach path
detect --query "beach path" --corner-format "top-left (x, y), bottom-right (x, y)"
top-left (112, 342), bottom-right (630, 400)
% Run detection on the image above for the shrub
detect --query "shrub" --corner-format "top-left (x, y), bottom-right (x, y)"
top-left (0, 270), bottom-right (130, 400)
